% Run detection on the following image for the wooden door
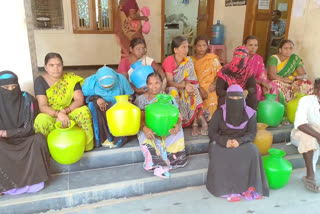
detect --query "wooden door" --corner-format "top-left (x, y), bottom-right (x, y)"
top-left (197, 0), bottom-right (215, 38)
top-left (243, 0), bottom-right (293, 60)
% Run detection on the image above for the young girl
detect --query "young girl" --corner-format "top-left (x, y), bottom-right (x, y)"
top-left (118, 38), bottom-right (166, 95)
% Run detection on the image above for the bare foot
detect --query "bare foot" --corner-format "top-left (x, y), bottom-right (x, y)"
top-left (200, 124), bottom-right (208, 136)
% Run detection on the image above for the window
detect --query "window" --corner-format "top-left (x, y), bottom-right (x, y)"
top-left (71, 0), bottom-right (117, 34)
top-left (31, 0), bottom-right (64, 29)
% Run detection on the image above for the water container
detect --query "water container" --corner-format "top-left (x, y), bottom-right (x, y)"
top-left (211, 20), bottom-right (224, 45)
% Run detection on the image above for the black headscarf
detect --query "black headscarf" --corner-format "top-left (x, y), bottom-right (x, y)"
top-left (0, 71), bottom-right (24, 130)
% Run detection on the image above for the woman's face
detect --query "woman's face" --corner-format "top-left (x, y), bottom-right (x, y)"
top-left (195, 40), bottom-right (208, 55)
top-left (245, 39), bottom-right (258, 56)
top-left (174, 40), bottom-right (189, 58)
top-left (131, 43), bottom-right (146, 59)
top-left (147, 76), bottom-right (162, 95)
top-left (279, 42), bottom-right (294, 58)
top-left (1, 84), bottom-right (18, 91)
top-left (45, 57), bottom-right (63, 79)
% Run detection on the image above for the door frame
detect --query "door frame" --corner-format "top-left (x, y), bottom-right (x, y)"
top-left (243, 0), bottom-right (293, 58)
top-left (161, 0), bottom-right (214, 61)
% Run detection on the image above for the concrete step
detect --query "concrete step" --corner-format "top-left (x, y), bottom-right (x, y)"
top-left (50, 125), bottom-right (293, 174)
top-left (0, 141), bottom-right (306, 214)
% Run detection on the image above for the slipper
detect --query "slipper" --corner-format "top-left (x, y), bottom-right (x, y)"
top-left (302, 176), bottom-right (320, 193)
top-left (200, 124), bottom-right (208, 136)
top-left (101, 139), bottom-right (116, 148)
top-left (154, 166), bottom-right (170, 178)
top-left (191, 124), bottom-right (200, 137)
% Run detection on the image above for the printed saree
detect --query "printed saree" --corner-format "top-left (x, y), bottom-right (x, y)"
top-left (34, 73), bottom-right (94, 151)
top-left (191, 53), bottom-right (221, 120)
top-left (164, 57), bottom-right (203, 127)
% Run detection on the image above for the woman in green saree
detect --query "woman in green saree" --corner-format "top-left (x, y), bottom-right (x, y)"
top-left (267, 40), bottom-right (313, 104)
top-left (34, 53), bottom-right (94, 151)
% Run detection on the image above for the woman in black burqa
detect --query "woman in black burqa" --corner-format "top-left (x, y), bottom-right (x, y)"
top-left (0, 71), bottom-right (50, 196)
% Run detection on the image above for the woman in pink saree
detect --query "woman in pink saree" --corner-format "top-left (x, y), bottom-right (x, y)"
top-left (244, 36), bottom-right (278, 101)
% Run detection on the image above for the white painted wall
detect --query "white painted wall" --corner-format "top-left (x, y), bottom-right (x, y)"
top-left (288, 0), bottom-right (320, 82)
top-left (0, 1), bottom-right (34, 94)
top-left (213, 2), bottom-right (247, 61)
top-left (34, 0), bottom-right (161, 67)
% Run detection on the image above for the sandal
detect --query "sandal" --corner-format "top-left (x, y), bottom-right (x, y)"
top-left (302, 176), bottom-right (320, 193)
top-left (200, 124), bottom-right (208, 136)
top-left (191, 124), bottom-right (200, 136)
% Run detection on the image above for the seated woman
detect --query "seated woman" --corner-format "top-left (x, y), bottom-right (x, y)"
top-left (118, 38), bottom-right (166, 95)
top-left (135, 72), bottom-right (187, 178)
top-left (34, 53), bottom-right (94, 151)
top-left (82, 66), bottom-right (134, 148)
top-left (162, 36), bottom-right (208, 136)
top-left (216, 46), bottom-right (257, 110)
top-left (0, 71), bottom-right (49, 196)
top-left (244, 35), bottom-right (278, 101)
top-left (206, 84), bottom-right (269, 201)
top-left (267, 39), bottom-right (313, 104)
top-left (191, 35), bottom-right (222, 121)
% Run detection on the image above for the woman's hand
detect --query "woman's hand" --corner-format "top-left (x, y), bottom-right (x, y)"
top-left (169, 124), bottom-right (180, 135)
top-left (283, 77), bottom-right (294, 84)
top-left (0, 130), bottom-right (7, 138)
top-left (143, 16), bottom-right (149, 21)
top-left (208, 82), bottom-right (216, 93)
top-left (97, 98), bottom-right (108, 111)
top-left (57, 112), bottom-right (70, 128)
top-left (143, 126), bottom-right (155, 140)
top-left (231, 139), bottom-right (239, 148)
top-left (262, 82), bottom-right (273, 90)
top-left (185, 83), bottom-right (195, 96)
top-left (199, 87), bottom-right (208, 100)
top-left (226, 140), bottom-right (233, 148)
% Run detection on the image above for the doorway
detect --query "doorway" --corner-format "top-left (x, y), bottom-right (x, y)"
top-left (243, 0), bottom-right (293, 61)
top-left (161, 0), bottom-right (214, 60)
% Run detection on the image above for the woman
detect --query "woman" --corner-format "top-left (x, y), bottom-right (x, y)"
top-left (118, 38), bottom-right (166, 94)
top-left (267, 39), bottom-right (313, 104)
top-left (191, 35), bottom-right (222, 121)
top-left (82, 66), bottom-right (134, 148)
top-left (216, 46), bottom-right (257, 110)
top-left (115, 0), bottom-right (149, 59)
top-left (207, 84), bottom-right (269, 201)
top-left (34, 53), bottom-right (94, 151)
top-left (0, 71), bottom-right (49, 196)
top-left (135, 72), bottom-right (187, 178)
top-left (162, 36), bottom-right (207, 136)
top-left (244, 35), bottom-right (278, 101)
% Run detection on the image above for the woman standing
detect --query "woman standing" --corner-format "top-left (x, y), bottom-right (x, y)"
top-left (191, 35), bottom-right (222, 121)
top-left (34, 53), bottom-right (94, 151)
top-left (82, 66), bottom-right (134, 148)
top-left (118, 38), bottom-right (166, 94)
top-left (115, 0), bottom-right (149, 59)
top-left (267, 39), bottom-right (313, 104)
top-left (207, 84), bottom-right (269, 201)
top-left (135, 73), bottom-right (187, 178)
top-left (162, 36), bottom-right (207, 136)
top-left (216, 46), bottom-right (257, 110)
top-left (0, 71), bottom-right (49, 195)
top-left (244, 35), bottom-right (278, 101)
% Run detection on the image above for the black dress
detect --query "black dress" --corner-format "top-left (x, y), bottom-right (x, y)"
top-left (0, 72), bottom-right (50, 192)
top-left (206, 109), bottom-right (269, 197)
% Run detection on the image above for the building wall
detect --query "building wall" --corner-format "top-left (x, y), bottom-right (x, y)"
top-left (288, 0), bottom-right (320, 81)
top-left (34, 0), bottom-right (162, 67)
top-left (0, 1), bottom-right (34, 94)
top-left (213, 2), bottom-right (247, 61)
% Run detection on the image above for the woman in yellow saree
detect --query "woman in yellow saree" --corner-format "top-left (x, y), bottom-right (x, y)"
top-left (191, 35), bottom-right (222, 121)
top-left (267, 40), bottom-right (313, 104)
top-left (33, 53), bottom-right (94, 151)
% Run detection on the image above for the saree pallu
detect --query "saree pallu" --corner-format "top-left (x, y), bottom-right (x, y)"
top-left (268, 54), bottom-right (313, 103)
top-left (34, 73), bottom-right (94, 151)
top-left (138, 128), bottom-right (187, 177)
top-left (191, 53), bottom-right (221, 121)
top-left (248, 54), bottom-right (278, 101)
top-left (115, 0), bottom-right (143, 59)
top-left (167, 57), bottom-right (203, 127)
